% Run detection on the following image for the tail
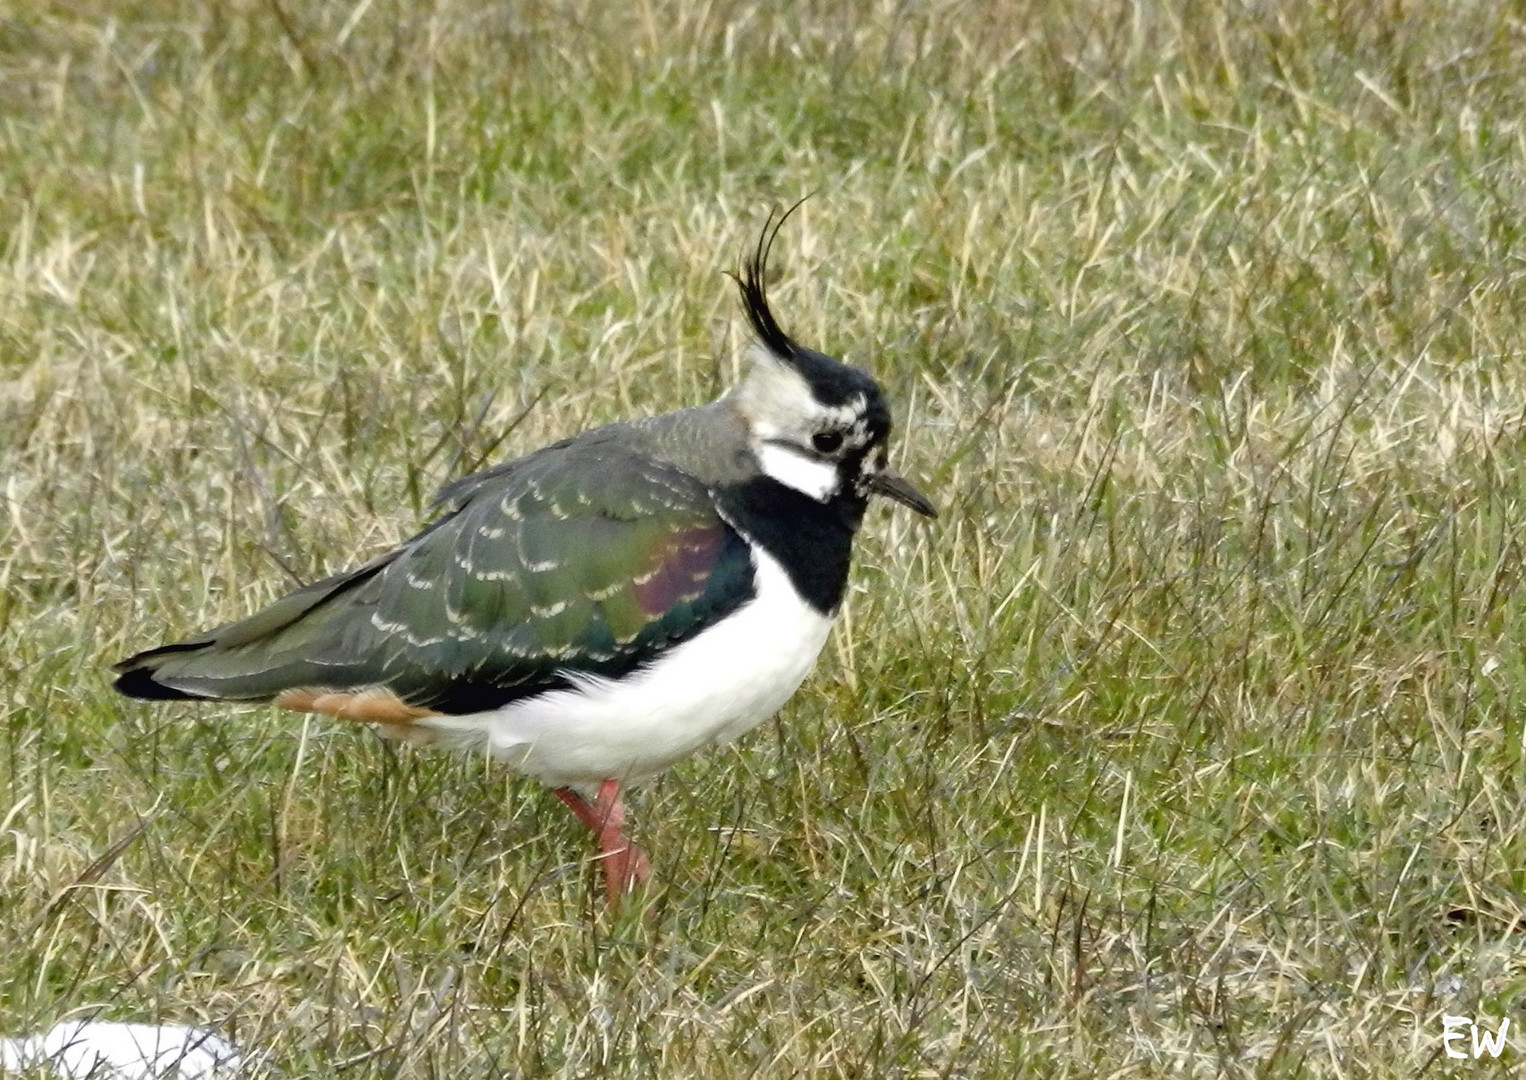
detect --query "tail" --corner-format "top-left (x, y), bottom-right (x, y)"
top-left (113, 642), bottom-right (222, 701)
top-left (111, 556), bottom-right (395, 704)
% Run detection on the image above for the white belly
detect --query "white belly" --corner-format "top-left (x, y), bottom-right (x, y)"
top-left (408, 547), bottom-right (834, 794)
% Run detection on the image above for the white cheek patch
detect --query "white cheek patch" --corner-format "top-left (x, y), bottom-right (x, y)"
top-left (756, 443), bottom-right (840, 502)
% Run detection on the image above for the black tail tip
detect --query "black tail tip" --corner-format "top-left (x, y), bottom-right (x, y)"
top-left (112, 665), bottom-right (205, 701)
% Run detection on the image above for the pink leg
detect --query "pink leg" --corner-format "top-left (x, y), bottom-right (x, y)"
top-left (552, 779), bottom-right (651, 907)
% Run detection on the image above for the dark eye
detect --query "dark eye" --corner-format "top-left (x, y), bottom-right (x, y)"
top-left (812, 431), bottom-right (844, 454)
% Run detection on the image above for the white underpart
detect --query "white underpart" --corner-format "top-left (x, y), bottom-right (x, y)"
top-left (0, 1022), bottom-right (241, 1079)
top-left (411, 545), bottom-right (834, 795)
top-left (755, 442), bottom-right (840, 502)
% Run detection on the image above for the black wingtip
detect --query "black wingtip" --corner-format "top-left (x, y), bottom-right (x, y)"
top-left (111, 643), bottom-right (213, 701)
top-left (736, 196), bottom-right (813, 361)
top-left (111, 667), bottom-right (205, 701)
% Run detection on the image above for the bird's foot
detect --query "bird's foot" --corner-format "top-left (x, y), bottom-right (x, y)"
top-left (553, 779), bottom-right (650, 908)
top-left (594, 827), bottom-right (651, 907)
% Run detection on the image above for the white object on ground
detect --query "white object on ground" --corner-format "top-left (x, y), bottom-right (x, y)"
top-left (0, 1021), bottom-right (240, 1078)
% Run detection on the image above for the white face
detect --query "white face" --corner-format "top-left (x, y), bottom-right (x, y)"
top-left (734, 347), bottom-right (878, 504)
top-left (754, 442), bottom-right (842, 501)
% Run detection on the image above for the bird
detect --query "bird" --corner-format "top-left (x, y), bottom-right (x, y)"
top-left (112, 211), bottom-right (937, 908)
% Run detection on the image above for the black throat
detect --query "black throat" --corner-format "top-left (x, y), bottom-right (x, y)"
top-left (717, 476), bottom-right (867, 615)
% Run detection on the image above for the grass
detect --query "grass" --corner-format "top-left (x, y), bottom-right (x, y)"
top-left (3, 0), bottom-right (1526, 1074)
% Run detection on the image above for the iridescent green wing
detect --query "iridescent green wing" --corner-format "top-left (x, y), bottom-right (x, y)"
top-left (114, 433), bottom-right (755, 712)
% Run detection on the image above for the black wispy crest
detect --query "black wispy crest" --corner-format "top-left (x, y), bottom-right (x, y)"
top-left (737, 198), bottom-right (811, 361)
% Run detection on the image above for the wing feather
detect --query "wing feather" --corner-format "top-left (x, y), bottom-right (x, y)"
top-left (114, 432), bottom-right (756, 714)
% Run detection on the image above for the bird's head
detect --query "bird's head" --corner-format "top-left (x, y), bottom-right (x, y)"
top-left (728, 214), bottom-right (936, 520)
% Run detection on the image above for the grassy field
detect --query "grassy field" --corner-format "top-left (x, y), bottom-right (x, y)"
top-left (3, 0), bottom-right (1526, 1074)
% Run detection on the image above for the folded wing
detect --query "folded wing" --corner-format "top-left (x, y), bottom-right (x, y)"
top-left (113, 432), bottom-right (756, 715)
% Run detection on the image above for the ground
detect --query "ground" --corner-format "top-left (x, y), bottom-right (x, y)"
top-left (2, 1), bottom-right (1525, 1075)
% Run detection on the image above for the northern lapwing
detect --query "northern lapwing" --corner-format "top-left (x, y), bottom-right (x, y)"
top-left (113, 212), bottom-right (937, 907)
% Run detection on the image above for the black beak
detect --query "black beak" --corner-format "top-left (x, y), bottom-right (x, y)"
top-left (865, 467), bottom-right (937, 518)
